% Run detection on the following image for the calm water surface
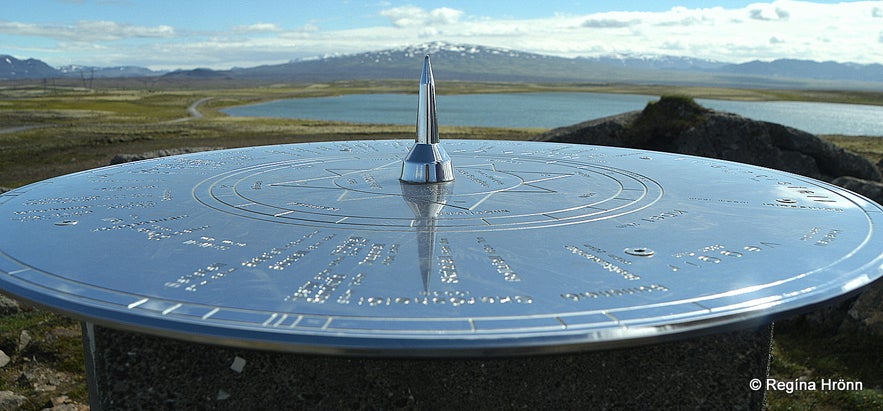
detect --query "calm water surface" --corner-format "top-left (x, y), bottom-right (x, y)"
top-left (222, 92), bottom-right (883, 136)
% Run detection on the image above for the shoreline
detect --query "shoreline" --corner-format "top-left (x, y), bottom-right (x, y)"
top-left (215, 89), bottom-right (883, 137)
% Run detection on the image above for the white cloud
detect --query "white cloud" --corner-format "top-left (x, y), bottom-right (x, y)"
top-left (380, 6), bottom-right (464, 28)
top-left (10, 1), bottom-right (883, 69)
top-left (233, 23), bottom-right (283, 34)
top-left (581, 18), bottom-right (640, 28)
top-left (0, 20), bottom-right (175, 41)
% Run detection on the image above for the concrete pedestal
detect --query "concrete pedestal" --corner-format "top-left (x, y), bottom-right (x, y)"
top-left (83, 323), bottom-right (772, 410)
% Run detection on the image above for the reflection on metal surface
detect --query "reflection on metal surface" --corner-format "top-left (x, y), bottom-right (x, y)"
top-left (400, 181), bottom-right (451, 293)
top-left (400, 55), bottom-right (454, 184)
top-left (0, 140), bottom-right (881, 356)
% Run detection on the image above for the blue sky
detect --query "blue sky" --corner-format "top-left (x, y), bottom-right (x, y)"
top-left (2, 0), bottom-right (882, 69)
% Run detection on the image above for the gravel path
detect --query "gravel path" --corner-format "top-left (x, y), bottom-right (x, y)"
top-left (0, 125), bottom-right (48, 134)
top-left (165, 97), bottom-right (212, 123)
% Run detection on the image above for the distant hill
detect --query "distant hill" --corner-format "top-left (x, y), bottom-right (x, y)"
top-left (161, 68), bottom-right (232, 80)
top-left (228, 42), bottom-right (647, 83)
top-left (1, 55), bottom-right (162, 80)
top-left (3, 43), bottom-right (883, 89)
top-left (717, 59), bottom-right (883, 82)
top-left (0, 55), bottom-right (58, 79)
top-left (217, 42), bottom-right (883, 88)
top-left (58, 65), bottom-right (166, 78)
top-left (578, 54), bottom-right (727, 71)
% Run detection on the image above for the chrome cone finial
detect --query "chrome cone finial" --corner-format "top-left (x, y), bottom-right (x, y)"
top-left (400, 55), bottom-right (455, 184)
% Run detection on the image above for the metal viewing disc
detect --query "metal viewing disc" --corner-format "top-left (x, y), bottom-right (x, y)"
top-left (0, 139), bottom-right (881, 356)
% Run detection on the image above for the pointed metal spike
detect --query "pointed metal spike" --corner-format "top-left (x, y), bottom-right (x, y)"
top-left (420, 54), bottom-right (433, 86)
top-left (416, 55), bottom-right (438, 144)
top-left (400, 54), bottom-right (454, 184)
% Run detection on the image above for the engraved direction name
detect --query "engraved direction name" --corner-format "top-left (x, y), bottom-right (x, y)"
top-left (617, 209), bottom-right (687, 229)
top-left (287, 201), bottom-right (340, 212)
top-left (762, 202), bottom-right (844, 212)
top-left (477, 237), bottom-right (521, 282)
top-left (439, 209), bottom-right (510, 216)
top-left (14, 195), bottom-right (162, 222)
top-left (668, 241), bottom-right (780, 271)
top-left (187, 232), bottom-right (537, 308)
top-left (355, 291), bottom-right (533, 307)
top-left (284, 235), bottom-right (398, 305)
top-left (800, 227), bottom-right (842, 247)
top-left (561, 284), bottom-right (669, 302)
top-left (565, 244), bottom-right (640, 280)
top-left (241, 230), bottom-right (328, 269)
top-left (456, 168), bottom-right (501, 188)
top-left (438, 238), bottom-right (458, 284)
top-left (165, 262), bottom-right (237, 292)
top-left (92, 215), bottom-right (189, 232)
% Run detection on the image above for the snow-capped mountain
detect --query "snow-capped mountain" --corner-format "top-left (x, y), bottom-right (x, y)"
top-left (227, 42), bottom-right (883, 86)
top-left (0, 55), bottom-right (59, 79)
top-left (229, 41), bottom-right (619, 83)
top-left (4, 43), bottom-right (883, 88)
top-left (58, 65), bottom-right (165, 78)
top-left (1, 54), bottom-right (162, 80)
top-left (578, 53), bottom-right (727, 71)
top-left (351, 41), bottom-right (554, 61)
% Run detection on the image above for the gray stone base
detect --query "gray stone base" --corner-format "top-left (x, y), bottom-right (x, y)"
top-left (83, 323), bottom-right (772, 410)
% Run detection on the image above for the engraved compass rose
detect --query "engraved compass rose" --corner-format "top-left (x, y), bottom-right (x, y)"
top-left (195, 149), bottom-right (663, 231)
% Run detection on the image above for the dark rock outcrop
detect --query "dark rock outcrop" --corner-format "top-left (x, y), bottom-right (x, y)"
top-left (832, 176), bottom-right (883, 206)
top-left (847, 282), bottom-right (883, 337)
top-left (535, 96), bottom-right (882, 183)
top-left (535, 95), bottom-right (883, 337)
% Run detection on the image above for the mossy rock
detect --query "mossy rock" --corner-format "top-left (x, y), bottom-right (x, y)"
top-left (624, 95), bottom-right (710, 148)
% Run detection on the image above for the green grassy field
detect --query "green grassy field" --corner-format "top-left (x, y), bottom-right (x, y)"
top-left (3, 81), bottom-right (882, 189)
top-left (0, 80), bottom-right (881, 410)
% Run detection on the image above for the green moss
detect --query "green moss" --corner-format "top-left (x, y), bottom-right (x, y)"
top-left (0, 311), bottom-right (58, 351)
top-left (766, 319), bottom-right (883, 410)
top-left (621, 95), bottom-right (709, 148)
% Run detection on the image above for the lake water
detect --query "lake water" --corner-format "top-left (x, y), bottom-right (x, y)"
top-left (222, 92), bottom-right (883, 136)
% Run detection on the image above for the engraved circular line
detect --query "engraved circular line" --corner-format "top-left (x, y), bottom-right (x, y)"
top-left (216, 163), bottom-right (656, 229)
top-left (198, 154), bottom-right (662, 230)
top-left (233, 162), bottom-right (624, 220)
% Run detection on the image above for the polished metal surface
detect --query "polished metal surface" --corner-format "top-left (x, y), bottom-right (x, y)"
top-left (400, 55), bottom-right (454, 183)
top-left (0, 139), bottom-right (881, 356)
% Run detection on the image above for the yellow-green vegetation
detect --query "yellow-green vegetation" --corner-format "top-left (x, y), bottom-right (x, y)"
top-left (821, 135), bottom-right (883, 166)
top-left (767, 320), bottom-right (883, 410)
top-left (1, 80), bottom-right (882, 410)
top-left (0, 84), bottom-right (548, 188)
top-left (3, 80), bottom-right (882, 189)
top-left (0, 308), bottom-right (88, 409)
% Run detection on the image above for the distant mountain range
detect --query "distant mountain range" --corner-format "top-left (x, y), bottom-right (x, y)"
top-left (57, 64), bottom-right (165, 78)
top-left (3, 42), bottom-right (883, 89)
top-left (1, 55), bottom-right (167, 80)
